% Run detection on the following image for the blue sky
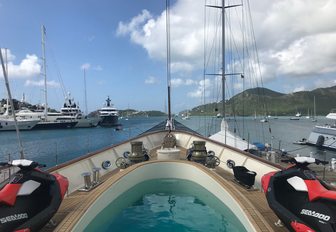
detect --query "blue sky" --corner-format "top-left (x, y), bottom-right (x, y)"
top-left (1, 0), bottom-right (336, 113)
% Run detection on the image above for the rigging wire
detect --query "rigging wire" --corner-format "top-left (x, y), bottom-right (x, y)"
top-left (0, 49), bottom-right (25, 159)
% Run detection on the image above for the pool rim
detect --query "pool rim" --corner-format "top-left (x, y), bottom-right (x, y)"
top-left (69, 160), bottom-right (268, 232)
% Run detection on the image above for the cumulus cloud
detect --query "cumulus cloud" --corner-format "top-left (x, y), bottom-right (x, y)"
top-left (293, 86), bottom-right (306, 93)
top-left (119, 0), bottom-right (336, 98)
top-left (0, 49), bottom-right (40, 79)
top-left (80, 63), bottom-right (102, 71)
top-left (313, 78), bottom-right (336, 89)
top-left (145, 76), bottom-right (159, 84)
top-left (25, 79), bottom-right (60, 88)
top-left (254, 0), bottom-right (336, 81)
top-left (117, 0), bottom-right (204, 72)
top-left (80, 63), bottom-right (91, 70)
top-left (187, 79), bottom-right (213, 98)
top-left (171, 78), bottom-right (196, 87)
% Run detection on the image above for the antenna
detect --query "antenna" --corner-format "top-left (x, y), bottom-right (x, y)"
top-left (0, 49), bottom-right (25, 159)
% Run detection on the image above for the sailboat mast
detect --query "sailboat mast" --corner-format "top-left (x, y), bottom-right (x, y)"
top-left (41, 25), bottom-right (48, 119)
top-left (0, 49), bottom-right (25, 159)
top-left (84, 68), bottom-right (88, 115)
top-left (166, 0), bottom-right (173, 130)
top-left (314, 96), bottom-right (316, 118)
top-left (221, 0), bottom-right (226, 122)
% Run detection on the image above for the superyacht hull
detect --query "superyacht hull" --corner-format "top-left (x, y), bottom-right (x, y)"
top-left (0, 119), bottom-right (39, 131)
top-left (98, 115), bottom-right (119, 127)
top-left (74, 117), bottom-right (101, 128)
top-left (32, 121), bottom-right (78, 130)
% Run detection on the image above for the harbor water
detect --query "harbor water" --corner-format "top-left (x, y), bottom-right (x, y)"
top-left (0, 116), bottom-right (335, 168)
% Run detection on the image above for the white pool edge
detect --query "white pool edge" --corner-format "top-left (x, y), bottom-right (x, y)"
top-left (72, 162), bottom-right (257, 232)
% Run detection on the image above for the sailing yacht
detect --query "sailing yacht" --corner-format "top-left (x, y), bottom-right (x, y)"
top-left (205, 1), bottom-right (257, 152)
top-left (16, 26), bottom-right (78, 130)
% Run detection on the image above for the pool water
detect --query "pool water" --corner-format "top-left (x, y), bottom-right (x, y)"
top-left (84, 178), bottom-right (247, 232)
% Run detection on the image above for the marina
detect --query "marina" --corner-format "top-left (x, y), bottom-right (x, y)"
top-left (0, 0), bottom-right (336, 231)
top-left (1, 116), bottom-right (336, 181)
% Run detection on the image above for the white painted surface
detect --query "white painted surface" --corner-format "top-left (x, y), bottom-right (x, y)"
top-left (72, 162), bottom-right (257, 232)
top-left (157, 148), bottom-right (181, 160)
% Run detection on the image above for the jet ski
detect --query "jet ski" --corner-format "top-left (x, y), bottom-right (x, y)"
top-left (0, 159), bottom-right (68, 232)
top-left (262, 156), bottom-right (336, 232)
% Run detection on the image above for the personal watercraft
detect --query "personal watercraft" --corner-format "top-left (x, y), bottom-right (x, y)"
top-left (262, 156), bottom-right (336, 232)
top-left (0, 159), bottom-right (68, 232)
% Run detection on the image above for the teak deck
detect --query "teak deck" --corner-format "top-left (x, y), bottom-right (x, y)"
top-left (41, 160), bottom-right (288, 232)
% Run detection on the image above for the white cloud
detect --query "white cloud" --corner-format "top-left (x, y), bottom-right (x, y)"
top-left (0, 49), bottom-right (40, 79)
top-left (171, 78), bottom-right (196, 87)
top-left (81, 63), bottom-right (102, 71)
top-left (272, 33), bottom-right (336, 76)
top-left (117, 1), bottom-right (204, 72)
top-left (145, 76), bottom-right (158, 84)
top-left (81, 63), bottom-right (91, 70)
top-left (293, 86), bottom-right (305, 93)
top-left (25, 79), bottom-right (60, 88)
top-left (187, 79), bottom-right (212, 98)
top-left (119, 0), bottom-right (336, 92)
top-left (171, 78), bottom-right (183, 87)
top-left (313, 78), bottom-right (336, 89)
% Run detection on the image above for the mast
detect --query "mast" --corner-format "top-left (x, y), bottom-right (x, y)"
top-left (313, 96), bottom-right (316, 119)
top-left (221, 0), bottom-right (226, 124)
top-left (206, 1), bottom-right (242, 144)
top-left (165, 0), bottom-right (173, 131)
top-left (41, 25), bottom-right (48, 120)
top-left (0, 49), bottom-right (25, 159)
top-left (83, 68), bottom-right (88, 115)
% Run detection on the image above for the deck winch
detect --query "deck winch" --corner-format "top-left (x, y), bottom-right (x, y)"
top-left (115, 141), bottom-right (149, 169)
top-left (187, 140), bottom-right (220, 168)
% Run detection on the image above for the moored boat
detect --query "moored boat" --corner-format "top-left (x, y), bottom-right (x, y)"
top-left (307, 109), bottom-right (336, 150)
top-left (0, 107), bottom-right (39, 131)
top-left (16, 109), bottom-right (78, 130)
top-left (61, 93), bottom-right (101, 128)
top-left (0, 117), bottom-right (39, 131)
top-left (98, 96), bottom-right (119, 127)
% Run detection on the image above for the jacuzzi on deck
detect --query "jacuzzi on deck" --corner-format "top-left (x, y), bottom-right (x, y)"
top-left (71, 161), bottom-right (258, 232)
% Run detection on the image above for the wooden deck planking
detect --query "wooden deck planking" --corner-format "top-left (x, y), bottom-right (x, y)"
top-left (214, 167), bottom-right (288, 232)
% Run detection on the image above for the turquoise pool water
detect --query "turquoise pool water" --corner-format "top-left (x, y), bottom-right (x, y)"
top-left (85, 178), bottom-right (247, 232)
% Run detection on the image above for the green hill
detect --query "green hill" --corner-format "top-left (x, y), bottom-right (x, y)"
top-left (190, 86), bottom-right (336, 116)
